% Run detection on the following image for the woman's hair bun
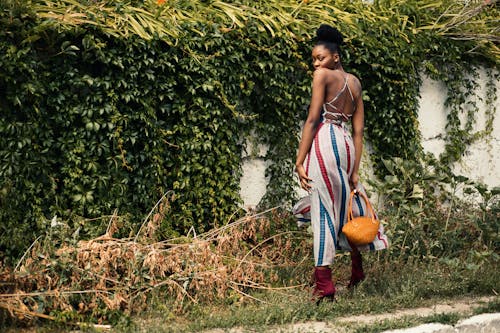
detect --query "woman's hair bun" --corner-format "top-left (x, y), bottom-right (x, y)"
top-left (316, 24), bottom-right (343, 45)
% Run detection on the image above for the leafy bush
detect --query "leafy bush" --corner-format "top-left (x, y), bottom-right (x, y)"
top-left (0, 0), bottom-right (498, 260)
top-left (368, 156), bottom-right (500, 261)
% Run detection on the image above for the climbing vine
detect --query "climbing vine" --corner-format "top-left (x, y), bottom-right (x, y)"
top-left (423, 46), bottom-right (498, 168)
top-left (0, 0), bottom-right (498, 259)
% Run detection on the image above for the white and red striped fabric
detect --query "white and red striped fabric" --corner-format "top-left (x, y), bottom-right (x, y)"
top-left (293, 121), bottom-right (389, 267)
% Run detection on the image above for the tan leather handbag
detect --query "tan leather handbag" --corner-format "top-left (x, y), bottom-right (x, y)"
top-left (342, 190), bottom-right (380, 246)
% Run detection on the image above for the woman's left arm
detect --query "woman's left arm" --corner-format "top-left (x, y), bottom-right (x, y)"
top-left (350, 81), bottom-right (365, 190)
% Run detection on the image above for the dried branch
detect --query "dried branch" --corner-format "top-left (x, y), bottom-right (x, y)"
top-left (0, 207), bottom-right (310, 324)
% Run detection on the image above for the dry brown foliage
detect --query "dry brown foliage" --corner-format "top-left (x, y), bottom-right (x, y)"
top-left (0, 203), bottom-right (310, 324)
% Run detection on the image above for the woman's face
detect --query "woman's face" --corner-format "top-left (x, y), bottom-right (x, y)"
top-left (311, 45), bottom-right (338, 70)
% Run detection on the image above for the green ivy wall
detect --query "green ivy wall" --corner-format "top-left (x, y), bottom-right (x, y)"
top-left (0, 0), bottom-right (497, 259)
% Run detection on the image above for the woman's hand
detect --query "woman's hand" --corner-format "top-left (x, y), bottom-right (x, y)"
top-left (296, 164), bottom-right (313, 192)
top-left (349, 171), bottom-right (359, 191)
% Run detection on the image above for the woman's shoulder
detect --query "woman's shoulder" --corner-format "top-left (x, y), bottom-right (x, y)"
top-left (314, 68), bottom-right (344, 83)
top-left (346, 72), bottom-right (362, 88)
top-left (313, 67), bottom-right (333, 78)
top-left (312, 68), bottom-right (336, 85)
top-left (329, 69), bottom-right (360, 84)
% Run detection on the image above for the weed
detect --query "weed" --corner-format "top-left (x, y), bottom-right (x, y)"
top-left (1, 157), bottom-right (499, 332)
top-left (473, 299), bottom-right (500, 315)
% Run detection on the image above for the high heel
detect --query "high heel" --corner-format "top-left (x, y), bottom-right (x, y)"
top-left (348, 250), bottom-right (365, 289)
top-left (313, 267), bottom-right (336, 304)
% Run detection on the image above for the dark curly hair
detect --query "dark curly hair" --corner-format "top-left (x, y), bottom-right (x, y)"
top-left (315, 24), bottom-right (343, 54)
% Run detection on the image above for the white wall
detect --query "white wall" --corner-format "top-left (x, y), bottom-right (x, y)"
top-left (239, 141), bottom-right (269, 209)
top-left (240, 70), bottom-right (500, 209)
top-left (419, 69), bottom-right (500, 187)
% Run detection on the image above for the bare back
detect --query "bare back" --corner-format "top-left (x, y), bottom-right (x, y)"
top-left (322, 70), bottom-right (361, 119)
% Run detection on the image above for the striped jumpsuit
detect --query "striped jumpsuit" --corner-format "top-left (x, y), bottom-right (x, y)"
top-left (293, 75), bottom-right (389, 266)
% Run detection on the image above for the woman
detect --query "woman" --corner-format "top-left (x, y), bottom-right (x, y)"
top-left (293, 24), bottom-right (389, 302)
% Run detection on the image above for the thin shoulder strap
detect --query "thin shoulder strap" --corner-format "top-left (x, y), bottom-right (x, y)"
top-left (345, 75), bottom-right (354, 102)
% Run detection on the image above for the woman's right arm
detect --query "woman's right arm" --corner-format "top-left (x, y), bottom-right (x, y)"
top-left (295, 69), bottom-right (327, 191)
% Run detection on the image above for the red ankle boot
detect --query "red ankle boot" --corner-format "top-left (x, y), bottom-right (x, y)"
top-left (348, 250), bottom-right (365, 289)
top-left (313, 267), bottom-right (335, 303)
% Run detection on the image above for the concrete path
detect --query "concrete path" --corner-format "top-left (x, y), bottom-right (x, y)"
top-left (382, 313), bottom-right (500, 333)
top-left (205, 296), bottom-right (499, 333)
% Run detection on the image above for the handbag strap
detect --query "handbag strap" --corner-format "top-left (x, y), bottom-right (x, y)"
top-left (347, 189), bottom-right (376, 222)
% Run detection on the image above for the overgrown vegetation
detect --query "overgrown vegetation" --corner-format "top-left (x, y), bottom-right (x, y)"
top-left (0, 0), bottom-right (499, 330)
top-left (0, 170), bottom-right (498, 330)
top-left (0, 0), bottom-right (498, 259)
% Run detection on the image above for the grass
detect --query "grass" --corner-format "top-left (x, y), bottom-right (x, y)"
top-left (474, 298), bottom-right (500, 315)
top-left (2, 256), bottom-right (499, 333)
top-left (2, 189), bottom-right (498, 333)
top-left (3, 246), bottom-right (498, 332)
top-left (114, 255), bottom-right (499, 333)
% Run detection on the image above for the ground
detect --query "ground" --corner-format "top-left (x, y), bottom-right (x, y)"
top-left (202, 296), bottom-right (498, 333)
